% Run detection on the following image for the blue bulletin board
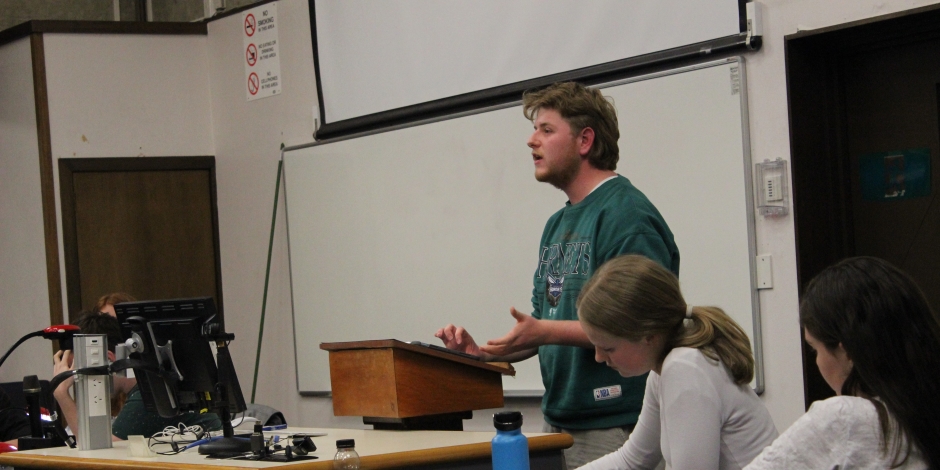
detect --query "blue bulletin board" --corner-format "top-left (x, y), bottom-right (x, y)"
top-left (859, 148), bottom-right (932, 201)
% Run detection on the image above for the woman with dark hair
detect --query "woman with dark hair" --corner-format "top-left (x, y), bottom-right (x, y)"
top-left (576, 255), bottom-right (777, 470)
top-left (746, 257), bottom-right (937, 469)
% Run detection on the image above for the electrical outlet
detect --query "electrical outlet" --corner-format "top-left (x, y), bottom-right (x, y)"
top-left (756, 254), bottom-right (773, 289)
top-left (73, 334), bottom-right (112, 450)
top-left (87, 376), bottom-right (108, 417)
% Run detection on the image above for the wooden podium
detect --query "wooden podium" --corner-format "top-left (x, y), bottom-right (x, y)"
top-left (320, 340), bottom-right (515, 431)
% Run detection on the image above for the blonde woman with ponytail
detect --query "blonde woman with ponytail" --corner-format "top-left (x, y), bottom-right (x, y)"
top-left (576, 255), bottom-right (777, 470)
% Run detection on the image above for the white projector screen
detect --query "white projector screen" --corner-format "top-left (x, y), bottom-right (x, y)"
top-left (312, 0), bottom-right (744, 123)
top-left (284, 58), bottom-right (761, 394)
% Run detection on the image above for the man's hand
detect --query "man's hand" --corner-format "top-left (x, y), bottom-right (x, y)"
top-left (479, 307), bottom-right (548, 356)
top-left (52, 350), bottom-right (75, 397)
top-left (435, 325), bottom-right (483, 356)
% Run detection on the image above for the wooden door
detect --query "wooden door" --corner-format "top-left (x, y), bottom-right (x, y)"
top-left (59, 157), bottom-right (225, 324)
top-left (841, 40), bottom-right (940, 311)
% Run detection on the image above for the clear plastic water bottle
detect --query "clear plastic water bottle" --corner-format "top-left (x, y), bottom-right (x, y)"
top-left (333, 439), bottom-right (360, 470)
top-left (492, 411), bottom-right (529, 470)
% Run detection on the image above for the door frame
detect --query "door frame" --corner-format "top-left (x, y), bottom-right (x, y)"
top-left (58, 156), bottom-right (225, 324)
top-left (785, 3), bottom-right (940, 407)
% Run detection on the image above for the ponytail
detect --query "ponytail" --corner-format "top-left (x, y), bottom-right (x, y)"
top-left (676, 306), bottom-right (754, 384)
top-left (578, 255), bottom-right (754, 385)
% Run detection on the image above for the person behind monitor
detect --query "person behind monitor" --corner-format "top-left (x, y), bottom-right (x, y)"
top-left (746, 256), bottom-right (939, 469)
top-left (436, 82), bottom-right (680, 467)
top-left (94, 292), bottom-right (135, 318)
top-left (52, 310), bottom-right (221, 441)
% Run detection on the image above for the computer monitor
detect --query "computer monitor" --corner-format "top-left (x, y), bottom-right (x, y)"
top-left (114, 297), bottom-right (246, 419)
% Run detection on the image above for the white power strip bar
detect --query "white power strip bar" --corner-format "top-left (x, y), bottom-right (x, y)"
top-left (73, 334), bottom-right (113, 450)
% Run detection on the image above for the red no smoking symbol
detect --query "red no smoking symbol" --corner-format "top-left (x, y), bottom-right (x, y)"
top-left (244, 14), bottom-right (256, 37)
top-left (246, 44), bottom-right (257, 66)
top-left (248, 72), bottom-right (260, 95)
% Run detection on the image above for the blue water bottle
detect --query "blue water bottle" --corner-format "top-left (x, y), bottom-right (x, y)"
top-left (492, 411), bottom-right (529, 470)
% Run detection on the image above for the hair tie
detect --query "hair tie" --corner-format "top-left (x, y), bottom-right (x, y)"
top-left (683, 305), bottom-right (694, 328)
top-left (686, 305), bottom-right (694, 318)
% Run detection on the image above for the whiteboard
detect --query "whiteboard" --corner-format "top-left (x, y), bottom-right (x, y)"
top-left (284, 58), bottom-right (761, 394)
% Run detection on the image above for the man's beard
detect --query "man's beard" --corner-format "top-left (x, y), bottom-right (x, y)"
top-left (536, 153), bottom-right (580, 190)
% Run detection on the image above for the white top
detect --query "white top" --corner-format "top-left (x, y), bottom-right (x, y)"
top-left (578, 348), bottom-right (778, 470)
top-left (745, 396), bottom-right (928, 470)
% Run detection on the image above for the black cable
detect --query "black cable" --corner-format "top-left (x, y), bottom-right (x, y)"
top-left (45, 369), bottom-right (80, 449)
top-left (50, 420), bottom-right (75, 449)
top-left (47, 370), bottom-right (79, 397)
top-left (46, 360), bottom-right (171, 413)
top-left (109, 358), bottom-right (167, 377)
top-left (0, 331), bottom-right (42, 370)
top-left (46, 359), bottom-right (169, 446)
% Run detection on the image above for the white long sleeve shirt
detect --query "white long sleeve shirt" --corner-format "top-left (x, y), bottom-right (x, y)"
top-left (745, 396), bottom-right (927, 470)
top-left (578, 348), bottom-right (778, 470)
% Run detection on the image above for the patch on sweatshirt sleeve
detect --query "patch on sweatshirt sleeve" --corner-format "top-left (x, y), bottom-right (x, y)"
top-left (593, 385), bottom-right (622, 401)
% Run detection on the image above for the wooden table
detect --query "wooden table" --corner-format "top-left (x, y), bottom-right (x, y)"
top-left (0, 427), bottom-right (573, 469)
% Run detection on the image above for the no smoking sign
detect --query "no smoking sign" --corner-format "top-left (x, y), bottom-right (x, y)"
top-left (242, 3), bottom-right (280, 101)
top-left (244, 14), bottom-right (256, 37)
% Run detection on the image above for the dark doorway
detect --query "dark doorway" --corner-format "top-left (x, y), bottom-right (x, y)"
top-left (58, 157), bottom-right (225, 325)
top-left (786, 5), bottom-right (940, 406)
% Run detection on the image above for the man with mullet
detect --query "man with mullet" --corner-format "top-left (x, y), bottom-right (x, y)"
top-left (437, 82), bottom-right (679, 467)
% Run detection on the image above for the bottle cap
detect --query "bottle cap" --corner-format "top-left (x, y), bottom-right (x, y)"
top-left (336, 438), bottom-right (355, 449)
top-left (493, 411), bottom-right (523, 431)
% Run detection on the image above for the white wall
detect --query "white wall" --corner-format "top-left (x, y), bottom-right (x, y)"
top-left (43, 34), bottom-right (214, 160)
top-left (203, 0), bottom-right (361, 429)
top-left (0, 38), bottom-right (55, 384)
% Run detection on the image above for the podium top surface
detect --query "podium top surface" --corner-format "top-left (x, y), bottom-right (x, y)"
top-left (320, 339), bottom-right (515, 376)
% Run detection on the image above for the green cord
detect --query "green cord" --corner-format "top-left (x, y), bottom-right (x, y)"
top-left (251, 159), bottom-right (283, 404)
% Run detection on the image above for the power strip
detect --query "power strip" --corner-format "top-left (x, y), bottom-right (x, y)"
top-left (73, 334), bottom-right (113, 450)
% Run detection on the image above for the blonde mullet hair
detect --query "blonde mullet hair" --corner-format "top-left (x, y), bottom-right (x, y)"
top-left (577, 255), bottom-right (755, 385)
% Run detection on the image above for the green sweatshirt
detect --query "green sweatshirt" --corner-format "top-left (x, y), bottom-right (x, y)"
top-left (531, 175), bottom-right (679, 429)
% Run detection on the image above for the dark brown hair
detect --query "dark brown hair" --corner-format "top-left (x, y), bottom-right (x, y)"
top-left (522, 82), bottom-right (620, 171)
top-left (71, 310), bottom-right (123, 353)
top-left (93, 292), bottom-right (136, 313)
top-left (801, 256), bottom-right (940, 468)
